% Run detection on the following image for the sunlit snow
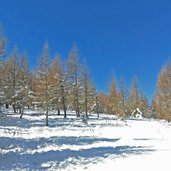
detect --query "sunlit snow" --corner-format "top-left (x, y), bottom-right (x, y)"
top-left (0, 110), bottom-right (171, 170)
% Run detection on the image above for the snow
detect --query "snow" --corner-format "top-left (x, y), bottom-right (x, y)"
top-left (0, 110), bottom-right (171, 170)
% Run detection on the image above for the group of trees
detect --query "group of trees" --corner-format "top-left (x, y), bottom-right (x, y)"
top-left (1, 25), bottom-right (171, 124)
top-left (97, 77), bottom-right (149, 117)
top-left (0, 42), bottom-right (98, 126)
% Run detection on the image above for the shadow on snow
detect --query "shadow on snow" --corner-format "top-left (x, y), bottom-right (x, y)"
top-left (0, 136), bottom-right (155, 170)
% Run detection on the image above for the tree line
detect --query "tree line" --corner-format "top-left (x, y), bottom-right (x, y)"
top-left (0, 25), bottom-right (171, 125)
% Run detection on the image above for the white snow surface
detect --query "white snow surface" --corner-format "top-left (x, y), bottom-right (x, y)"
top-left (0, 110), bottom-right (171, 171)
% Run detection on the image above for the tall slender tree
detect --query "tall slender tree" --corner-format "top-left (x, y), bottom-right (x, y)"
top-left (129, 77), bottom-right (140, 113)
top-left (81, 65), bottom-right (96, 117)
top-left (50, 55), bottom-right (68, 118)
top-left (97, 92), bottom-right (109, 114)
top-left (36, 42), bottom-right (51, 126)
top-left (17, 53), bottom-right (30, 118)
top-left (0, 25), bottom-right (6, 62)
top-left (0, 25), bottom-right (6, 111)
top-left (4, 47), bottom-right (19, 113)
top-left (139, 91), bottom-right (148, 117)
top-left (68, 45), bottom-right (81, 117)
top-left (155, 61), bottom-right (171, 121)
top-left (108, 77), bottom-right (120, 115)
top-left (119, 77), bottom-right (128, 117)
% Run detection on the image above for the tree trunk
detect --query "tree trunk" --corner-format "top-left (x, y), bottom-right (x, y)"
top-left (61, 83), bottom-right (67, 119)
top-left (85, 97), bottom-right (88, 118)
top-left (20, 107), bottom-right (24, 119)
top-left (46, 106), bottom-right (48, 126)
top-left (13, 104), bottom-right (16, 113)
top-left (63, 95), bottom-right (67, 118)
top-left (96, 97), bottom-right (99, 118)
top-left (64, 107), bottom-right (67, 118)
top-left (6, 104), bottom-right (9, 109)
top-left (57, 109), bottom-right (60, 115)
top-left (19, 107), bottom-right (22, 114)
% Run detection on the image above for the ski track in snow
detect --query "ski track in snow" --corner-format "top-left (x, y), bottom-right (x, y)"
top-left (0, 110), bottom-right (171, 171)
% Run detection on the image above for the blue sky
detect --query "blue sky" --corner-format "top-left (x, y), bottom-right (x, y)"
top-left (1, 0), bottom-right (171, 100)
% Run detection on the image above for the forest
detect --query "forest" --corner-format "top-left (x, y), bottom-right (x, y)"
top-left (0, 25), bottom-right (171, 125)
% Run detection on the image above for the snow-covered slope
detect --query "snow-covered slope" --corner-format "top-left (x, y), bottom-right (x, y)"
top-left (0, 110), bottom-right (171, 171)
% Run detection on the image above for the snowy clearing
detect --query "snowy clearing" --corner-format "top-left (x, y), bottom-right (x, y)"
top-left (0, 110), bottom-right (171, 171)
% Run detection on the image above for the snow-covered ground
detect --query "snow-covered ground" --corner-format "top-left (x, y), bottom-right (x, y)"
top-left (0, 110), bottom-right (171, 171)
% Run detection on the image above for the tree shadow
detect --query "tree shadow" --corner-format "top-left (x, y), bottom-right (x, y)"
top-left (0, 144), bottom-right (155, 170)
top-left (0, 136), bottom-right (120, 151)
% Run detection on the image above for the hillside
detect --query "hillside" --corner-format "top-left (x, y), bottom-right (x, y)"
top-left (0, 110), bottom-right (171, 171)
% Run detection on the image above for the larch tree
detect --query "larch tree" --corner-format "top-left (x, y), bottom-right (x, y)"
top-left (4, 47), bottom-right (19, 113)
top-left (49, 56), bottom-right (61, 114)
top-left (0, 25), bottom-right (6, 112)
top-left (118, 77), bottom-right (128, 117)
top-left (155, 61), bottom-right (171, 121)
top-left (68, 45), bottom-right (81, 117)
top-left (49, 55), bottom-right (68, 118)
top-left (139, 91), bottom-right (148, 117)
top-left (108, 77), bottom-right (120, 115)
top-left (0, 25), bottom-right (6, 62)
top-left (17, 53), bottom-right (30, 118)
top-left (27, 72), bottom-right (37, 109)
top-left (97, 92), bottom-right (109, 114)
top-left (150, 98), bottom-right (157, 118)
top-left (128, 77), bottom-right (140, 114)
top-left (58, 59), bottom-right (68, 118)
top-left (36, 42), bottom-right (51, 126)
top-left (81, 65), bottom-right (97, 117)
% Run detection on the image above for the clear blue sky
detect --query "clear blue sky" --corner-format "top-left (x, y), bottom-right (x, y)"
top-left (1, 0), bottom-right (171, 100)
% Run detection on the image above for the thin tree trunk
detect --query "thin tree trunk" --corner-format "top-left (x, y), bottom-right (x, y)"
top-left (63, 105), bottom-right (67, 118)
top-left (20, 107), bottom-right (24, 119)
top-left (45, 83), bottom-right (48, 126)
top-left (62, 93), bottom-right (67, 118)
top-left (96, 96), bottom-right (99, 118)
top-left (6, 104), bottom-right (9, 109)
top-left (63, 95), bottom-right (67, 118)
top-left (13, 104), bottom-right (16, 113)
top-left (60, 82), bottom-right (67, 118)
top-left (46, 107), bottom-right (48, 126)
top-left (76, 88), bottom-right (80, 117)
top-left (85, 97), bottom-right (88, 118)
top-left (84, 77), bottom-right (88, 118)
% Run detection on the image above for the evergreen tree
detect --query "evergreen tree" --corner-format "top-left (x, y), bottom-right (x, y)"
top-left (81, 65), bottom-right (96, 117)
top-left (3, 47), bottom-right (19, 113)
top-left (17, 53), bottom-right (30, 118)
top-left (0, 25), bottom-right (6, 111)
top-left (119, 77), bottom-right (128, 117)
top-left (36, 42), bottom-right (51, 126)
top-left (108, 77), bottom-right (120, 115)
top-left (139, 91), bottom-right (148, 117)
top-left (50, 55), bottom-right (68, 118)
top-left (49, 55), bottom-right (61, 114)
top-left (155, 61), bottom-right (171, 121)
top-left (0, 25), bottom-right (6, 62)
top-left (97, 92), bottom-right (109, 114)
top-left (129, 77), bottom-right (140, 113)
top-left (68, 45), bottom-right (81, 117)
